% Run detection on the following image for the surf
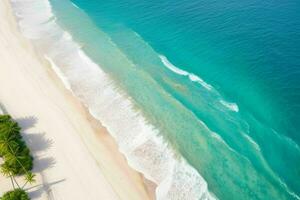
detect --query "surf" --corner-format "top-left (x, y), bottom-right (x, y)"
top-left (159, 55), bottom-right (239, 113)
top-left (160, 55), bottom-right (213, 91)
top-left (9, 0), bottom-right (216, 199)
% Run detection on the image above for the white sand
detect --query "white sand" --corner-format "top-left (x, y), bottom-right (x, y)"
top-left (0, 0), bottom-right (153, 199)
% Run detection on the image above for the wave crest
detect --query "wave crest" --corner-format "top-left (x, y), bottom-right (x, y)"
top-left (160, 55), bottom-right (239, 114)
top-left (160, 55), bottom-right (213, 90)
top-left (219, 100), bottom-right (239, 112)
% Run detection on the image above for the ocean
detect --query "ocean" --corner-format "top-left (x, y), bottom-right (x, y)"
top-left (10, 0), bottom-right (300, 199)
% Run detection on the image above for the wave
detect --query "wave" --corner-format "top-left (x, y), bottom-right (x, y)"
top-left (10, 0), bottom-right (216, 199)
top-left (159, 55), bottom-right (213, 90)
top-left (159, 55), bottom-right (240, 113)
top-left (210, 132), bottom-right (238, 154)
top-left (243, 134), bottom-right (260, 151)
top-left (219, 100), bottom-right (239, 112)
top-left (71, 2), bottom-right (79, 9)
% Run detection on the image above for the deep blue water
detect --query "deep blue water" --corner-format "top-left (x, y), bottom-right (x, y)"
top-left (50, 0), bottom-right (300, 199)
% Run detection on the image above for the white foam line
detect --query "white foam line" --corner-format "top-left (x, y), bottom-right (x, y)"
top-left (159, 55), bottom-right (213, 90)
top-left (219, 100), bottom-right (239, 112)
top-left (243, 134), bottom-right (260, 151)
top-left (159, 55), bottom-right (241, 113)
top-left (71, 2), bottom-right (79, 9)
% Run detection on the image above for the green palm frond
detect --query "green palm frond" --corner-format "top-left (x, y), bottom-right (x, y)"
top-left (0, 164), bottom-right (12, 177)
top-left (24, 172), bottom-right (36, 184)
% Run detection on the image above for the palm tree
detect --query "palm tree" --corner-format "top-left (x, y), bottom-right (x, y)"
top-left (0, 116), bottom-right (22, 189)
top-left (0, 131), bottom-right (18, 156)
top-left (5, 145), bottom-right (36, 188)
top-left (1, 145), bottom-right (36, 189)
top-left (0, 115), bottom-right (11, 123)
top-left (0, 121), bottom-right (21, 138)
top-left (0, 117), bottom-right (20, 149)
top-left (0, 164), bottom-right (15, 189)
top-left (0, 115), bottom-right (36, 190)
top-left (22, 172), bottom-right (36, 189)
top-left (5, 145), bottom-right (28, 174)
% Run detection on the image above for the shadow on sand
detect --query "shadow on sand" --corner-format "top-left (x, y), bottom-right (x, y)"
top-left (17, 116), bottom-right (62, 199)
top-left (0, 105), bottom-right (65, 199)
top-left (16, 116), bottom-right (38, 131)
top-left (26, 178), bottom-right (66, 199)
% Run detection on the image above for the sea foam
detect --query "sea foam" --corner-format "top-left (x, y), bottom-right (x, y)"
top-left (219, 100), bottom-right (239, 112)
top-left (160, 55), bottom-right (213, 90)
top-left (10, 0), bottom-right (216, 199)
top-left (159, 55), bottom-right (239, 113)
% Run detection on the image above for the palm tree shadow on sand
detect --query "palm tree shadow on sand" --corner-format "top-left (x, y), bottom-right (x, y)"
top-left (0, 103), bottom-right (65, 199)
top-left (26, 178), bottom-right (66, 199)
top-left (15, 116), bottom-right (64, 199)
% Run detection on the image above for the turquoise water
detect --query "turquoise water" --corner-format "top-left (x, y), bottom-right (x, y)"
top-left (47, 0), bottom-right (299, 199)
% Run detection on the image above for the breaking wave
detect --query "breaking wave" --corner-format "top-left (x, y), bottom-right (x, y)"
top-left (160, 55), bottom-right (239, 113)
top-left (160, 55), bottom-right (213, 90)
top-left (219, 100), bottom-right (239, 112)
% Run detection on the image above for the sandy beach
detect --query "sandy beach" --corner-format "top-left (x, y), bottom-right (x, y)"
top-left (0, 0), bottom-right (153, 199)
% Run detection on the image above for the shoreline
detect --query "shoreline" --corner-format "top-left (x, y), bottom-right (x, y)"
top-left (0, 0), bottom-right (155, 199)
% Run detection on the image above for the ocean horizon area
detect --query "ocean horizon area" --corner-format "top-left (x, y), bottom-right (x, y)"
top-left (1, 0), bottom-right (299, 199)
